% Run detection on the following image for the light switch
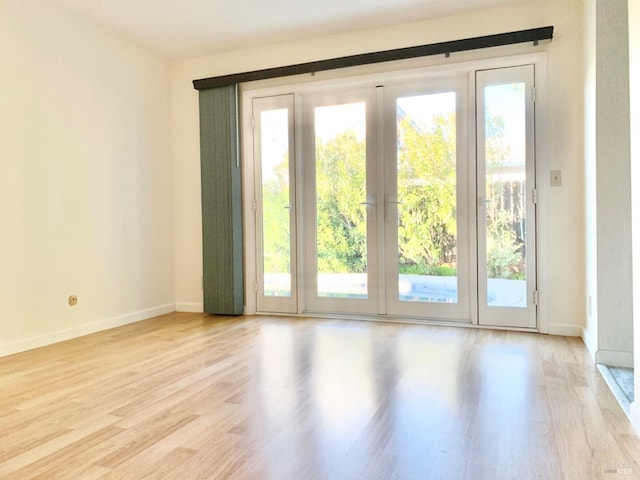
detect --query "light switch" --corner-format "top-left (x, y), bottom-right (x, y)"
top-left (550, 170), bottom-right (562, 187)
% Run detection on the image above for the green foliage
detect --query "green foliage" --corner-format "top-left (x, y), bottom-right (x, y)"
top-left (399, 263), bottom-right (456, 276)
top-left (315, 130), bottom-right (367, 273)
top-left (486, 209), bottom-right (524, 280)
top-left (261, 158), bottom-right (290, 274)
top-left (260, 107), bottom-right (524, 282)
top-left (397, 114), bottom-right (457, 276)
top-left (484, 111), bottom-right (526, 280)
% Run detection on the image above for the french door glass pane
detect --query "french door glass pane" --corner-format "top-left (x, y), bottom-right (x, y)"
top-left (314, 102), bottom-right (368, 298)
top-left (260, 108), bottom-right (291, 297)
top-left (483, 83), bottom-right (527, 308)
top-left (396, 92), bottom-right (458, 304)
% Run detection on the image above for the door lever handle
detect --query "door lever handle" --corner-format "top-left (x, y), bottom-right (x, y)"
top-left (359, 201), bottom-right (376, 223)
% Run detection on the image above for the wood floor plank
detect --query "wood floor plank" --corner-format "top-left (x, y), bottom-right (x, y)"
top-left (0, 424), bottom-right (125, 479)
top-left (94, 411), bottom-right (200, 468)
top-left (0, 313), bottom-right (638, 479)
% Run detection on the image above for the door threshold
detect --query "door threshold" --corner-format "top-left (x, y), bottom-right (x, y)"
top-left (252, 310), bottom-right (540, 333)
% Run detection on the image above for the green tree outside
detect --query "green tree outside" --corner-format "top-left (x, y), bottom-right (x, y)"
top-left (260, 109), bottom-right (523, 281)
top-left (315, 129), bottom-right (367, 274)
top-left (397, 112), bottom-right (457, 276)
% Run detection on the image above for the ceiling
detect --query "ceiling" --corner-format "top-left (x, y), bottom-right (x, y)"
top-left (49, 0), bottom-right (524, 59)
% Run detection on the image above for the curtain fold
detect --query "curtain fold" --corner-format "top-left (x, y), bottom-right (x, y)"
top-left (198, 85), bottom-right (244, 314)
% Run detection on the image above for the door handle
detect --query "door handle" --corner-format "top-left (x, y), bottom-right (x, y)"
top-left (383, 196), bottom-right (403, 222)
top-left (359, 201), bottom-right (376, 223)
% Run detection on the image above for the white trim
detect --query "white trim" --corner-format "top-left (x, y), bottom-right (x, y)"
top-left (630, 402), bottom-right (640, 436)
top-left (0, 304), bottom-right (175, 358)
top-left (175, 302), bottom-right (204, 313)
top-left (241, 88), bottom-right (258, 316)
top-left (547, 323), bottom-right (583, 337)
top-left (581, 325), bottom-right (598, 360)
top-left (595, 349), bottom-right (634, 368)
top-left (533, 56), bottom-right (549, 334)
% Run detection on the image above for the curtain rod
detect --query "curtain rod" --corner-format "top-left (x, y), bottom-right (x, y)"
top-left (193, 26), bottom-right (553, 90)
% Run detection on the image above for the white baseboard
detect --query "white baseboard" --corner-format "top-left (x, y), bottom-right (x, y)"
top-left (631, 402), bottom-right (640, 437)
top-left (595, 349), bottom-right (634, 368)
top-left (547, 323), bottom-right (583, 337)
top-left (0, 303), bottom-right (176, 358)
top-left (581, 326), bottom-right (598, 361)
top-left (175, 302), bottom-right (204, 313)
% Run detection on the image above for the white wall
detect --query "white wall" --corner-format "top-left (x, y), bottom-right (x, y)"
top-left (583, 0), bottom-right (634, 367)
top-left (0, 0), bottom-right (174, 355)
top-left (594, 0), bottom-right (632, 367)
top-left (629, 0), bottom-right (640, 432)
top-left (171, 0), bottom-right (586, 334)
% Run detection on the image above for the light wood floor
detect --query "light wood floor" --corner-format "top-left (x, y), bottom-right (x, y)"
top-left (1, 313), bottom-right (639, 479)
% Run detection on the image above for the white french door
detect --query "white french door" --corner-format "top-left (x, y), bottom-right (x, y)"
top-left (253, 94), bottom-right (297, 313)
top-left (301, 90), bottom-right (380, 314)
top-left (382, 79), bottom-right (471, 321)
top-left (476, 65), bottom-right (537, 328)
top-left (250, 64), bottom-right (538, 329)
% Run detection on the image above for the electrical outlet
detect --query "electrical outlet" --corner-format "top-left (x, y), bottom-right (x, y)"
top-left (550, 170), bottom-right (562, 187)
top-left (68, 295), bottom-right (78, 306)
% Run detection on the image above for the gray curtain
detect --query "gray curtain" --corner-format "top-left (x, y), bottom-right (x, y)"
top-left (198, 85), bottom-right (244, 314)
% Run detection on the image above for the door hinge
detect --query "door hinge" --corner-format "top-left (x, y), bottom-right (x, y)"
top-left (254, 281), bottom-right (259, 293)
top-left (251, 116), bottom-right (256, 130)
top-left (532, 189), bottom-right (538, 204)
top-left (533, 290), bottom-right (539, 306)
top-left (253, 199), bottom-right (257, 212)
top-left (531, 86), bottom-right (537, 103)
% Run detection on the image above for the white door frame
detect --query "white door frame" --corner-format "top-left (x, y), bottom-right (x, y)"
top-left (252, 94), bottom-right (298, 314)
top-left (476, 65), bottom-right (537, 329)
top-left (240, 52), bottom-right (548, 333)
top-left (299, 88), bottom-right (381, 315)
top-left (382, 76), bottom-right (472, 321)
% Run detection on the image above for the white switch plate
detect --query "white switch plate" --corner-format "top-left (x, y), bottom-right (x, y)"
top-left (550, 170), bottom-right (562, 187)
